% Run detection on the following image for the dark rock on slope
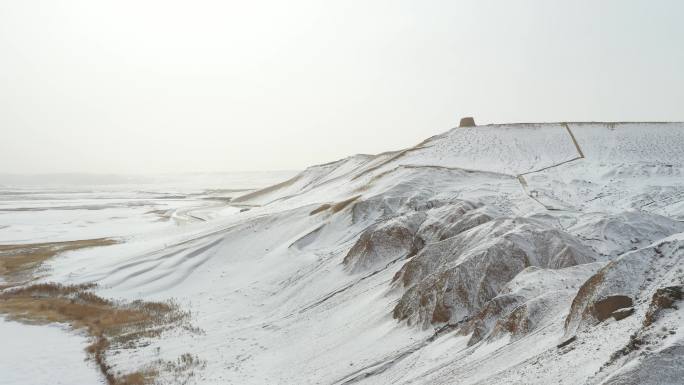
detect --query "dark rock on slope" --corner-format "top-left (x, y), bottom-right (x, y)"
top-left (393, 217), bottom-right (597, 328)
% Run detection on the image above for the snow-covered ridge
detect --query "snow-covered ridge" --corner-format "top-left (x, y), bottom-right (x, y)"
top-left (236, 122), bottom-right (684, 211)
top-left (6, 122), bottom-right (682, 385)
top-left (221, 121), bottom-right (683, 384)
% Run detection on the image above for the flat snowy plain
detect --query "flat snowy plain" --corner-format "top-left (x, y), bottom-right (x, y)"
top-left (1, 123), bottom-right (683, 385)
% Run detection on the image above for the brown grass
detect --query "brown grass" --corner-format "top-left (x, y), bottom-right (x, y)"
top-left (0, 238), bottom-right (118, 283)
top-left (331, 195), bottom-right (361, 213)
top-left (309, 203), bottom-right (332, 215)
top-left (0, 282), bottom-right (196, 385)
top-left (308, 195), bottom-right (361, 216)
top-left (231, 174), bottom-right (302, 203)
top-left (0, 238), bottom-right (204, 384)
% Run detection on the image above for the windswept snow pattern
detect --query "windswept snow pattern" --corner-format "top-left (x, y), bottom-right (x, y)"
top-left (2, 123), bottom-right (684, 385)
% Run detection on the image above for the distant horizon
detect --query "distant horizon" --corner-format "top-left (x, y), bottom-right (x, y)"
top-left (0, 170), bottom-right (299, 189)
top-left (3, 119), bottom-right (684, 177)
top-left (0, 170), bottom-right (300, 176)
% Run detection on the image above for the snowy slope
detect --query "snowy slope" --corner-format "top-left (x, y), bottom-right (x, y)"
top-left (0, 320), bottom-right (103, 384)
top-left (365, 123), bottom-right (580, 175)
top-left (3, 122), bottom-right (683, 385)
top-left (571, 122), bottom-right (684, 164)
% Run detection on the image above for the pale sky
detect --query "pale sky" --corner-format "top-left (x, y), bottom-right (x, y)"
top-left (1, 0), bottom-right (683, 174)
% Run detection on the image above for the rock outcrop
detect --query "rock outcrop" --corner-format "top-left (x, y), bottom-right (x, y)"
top-left (342, 212), bottom-right (426, 273)
top-left (393, 217), bottom-right (597, 328)
top-left (564, 239), bottom-right (684, 336)
top-left (643, 285), bottom-right (682, 327)
top-left (459, 263), bottom-right (602, 345)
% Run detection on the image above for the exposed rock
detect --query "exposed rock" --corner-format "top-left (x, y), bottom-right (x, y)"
top-left (593, 295), bottom-right (634, 322)
top-left (351, 195), bottom-right (413, 224)
top-left (393, 217), bottom-right (597, 328)
top-left (460, 263), bottom-right (604, 346)
top-left (343, 213), bottom-right (426, 273)
top-left (557, 335), bottom-right (577, 349)
top-left (493, 303), bottom-right (533, 337)
top-left (417, 203), bottom-right (497, 243)
top-left (643, 286), bottom-right (682, 327)
top-left (611, 307), bottom-right (635, 321)
top-left (600, 345), bottom-right (684, 385)
top-left (609, 332), bottom-right (646, 363)
top-left (431, 300), bottom-right (452, 324)
top-left (565, 239), bottom-right (683, 336)
top-left (458, 294), bottom-right (522, 346)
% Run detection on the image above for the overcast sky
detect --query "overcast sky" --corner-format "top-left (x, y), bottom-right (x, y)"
top-left (1, 0), bottom-right (683, 174)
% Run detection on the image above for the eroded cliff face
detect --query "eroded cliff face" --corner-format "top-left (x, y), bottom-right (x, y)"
top-left (564, 239), bottom-right (684, 336)
top-left (391, 217), bottom-right (597, 328)
top-left (342, 212), bottom-right (426, 273)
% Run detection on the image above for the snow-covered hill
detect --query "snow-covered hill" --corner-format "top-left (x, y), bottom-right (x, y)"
top-left (4, 122), bottom-right (683, 384)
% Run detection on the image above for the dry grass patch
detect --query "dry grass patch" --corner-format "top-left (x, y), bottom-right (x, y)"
top-left (231, 174), bottom-right (302, 203)
top-left (309, 203), bottom-right (332, 215)
top-left (0, 238), bottom-right (118, 283)
top-left (0, 282), bottom-right (201, 385)
top-left (309, 195), bottom-right (361, 216)
top-left (0, 239), bottom-right (204, 384)
top-left (331, 195), bottom-right (361, 213)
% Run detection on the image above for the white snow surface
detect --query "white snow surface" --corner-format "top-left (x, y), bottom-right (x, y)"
top-left (0, 319), bottom-right (103, 385)
top-left (1, 123), bottom-right (683, 384)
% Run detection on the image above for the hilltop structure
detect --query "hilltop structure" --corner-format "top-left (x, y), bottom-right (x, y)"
top-left (459, 116), bottom-right (476, 127)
